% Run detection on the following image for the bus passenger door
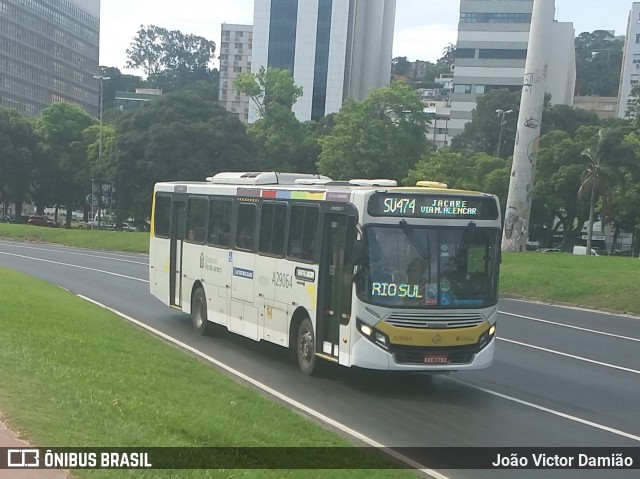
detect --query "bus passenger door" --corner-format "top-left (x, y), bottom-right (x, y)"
top-left (318, 213), bottom-right (356, 364)
top-left (169, 198), bottom-right (186, 307)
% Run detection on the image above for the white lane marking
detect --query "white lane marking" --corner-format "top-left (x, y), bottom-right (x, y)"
top-left (447, 377), bottom-right (640, 443)
top-left (497, 337), bottom-right (640, 375)
top-left (500, 311), bottom-right (640, 343)
top-left (78, 295), bottom-right (449, 479)
top-left (0, 241), bottom-right (147, 264)
top-left (0, 252), bottom-right (148, 283)
top-left (501, 297), bottom-right (640, 321)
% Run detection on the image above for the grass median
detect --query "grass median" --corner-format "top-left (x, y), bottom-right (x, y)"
top-left (0, 223), bottom-right (148, 253)
top-left (500, 252), bottom-right (640, 315)
top-left (0, 268), bottom-right (411, 478)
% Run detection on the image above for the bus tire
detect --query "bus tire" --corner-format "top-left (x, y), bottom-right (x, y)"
top-left (192, 287), bottom-right (213, 336)
top-left (297, 317), bottom-right (317, 375)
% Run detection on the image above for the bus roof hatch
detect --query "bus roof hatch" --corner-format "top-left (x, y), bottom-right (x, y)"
top-left (349, 179), bottom-right (397, 187)
top-left (206, 172), bottom-right (332, 185)
top-left (416, 181), bottom-right (448, 189)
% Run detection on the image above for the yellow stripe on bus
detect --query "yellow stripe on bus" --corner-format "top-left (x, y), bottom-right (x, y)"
top-left (375, 320), bottom-right (490, 347)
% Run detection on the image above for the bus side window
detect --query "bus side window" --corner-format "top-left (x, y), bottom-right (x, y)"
top-left (186, 197), bottom-right (207, 244)
top-left (259, 203), bottom-right (287, 256)
top-left (288, 205), bottom-right (319, 261)
top-left (154, 195), bottom-right (171, 238)
top-left (236, 203), bottom-right (257, 251)
top-left (208, 199), bottom-right (231, 247)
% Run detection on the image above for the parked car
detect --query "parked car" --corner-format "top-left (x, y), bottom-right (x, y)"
top-left (117, 222), bottom-right (138, 232)
top-left (87, 220), bottom-right (115, 230)
top-left (573, 246), bottom-right (599, 256)
top-left (538, 248), bottom-right (562, 253)
top-left (27, 215), bottom-right (58, 227)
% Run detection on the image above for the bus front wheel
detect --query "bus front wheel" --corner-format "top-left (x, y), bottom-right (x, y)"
top-left (297, 318), bottom-right (317, 375)
top-left (192, 288), bottom-right (213, 336)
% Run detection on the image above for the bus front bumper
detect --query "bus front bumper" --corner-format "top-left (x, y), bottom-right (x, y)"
top-left (350, 335), bottom-right (495, 371)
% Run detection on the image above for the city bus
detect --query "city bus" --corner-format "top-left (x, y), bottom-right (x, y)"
top-left (149, 171), bottom-right (501, 375)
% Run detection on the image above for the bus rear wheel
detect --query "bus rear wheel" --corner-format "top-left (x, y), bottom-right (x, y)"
top-left (297, 318), bottom-right (317, 375)
top-left (192, 288), bottom-right (213, 336)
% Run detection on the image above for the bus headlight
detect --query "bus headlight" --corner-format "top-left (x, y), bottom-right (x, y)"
top-left (478, 323), bottom-right (497, 351)
top-left (357, 319), bottom-right (390, 350)
top-left (358, 320), bottom-right (373, 337)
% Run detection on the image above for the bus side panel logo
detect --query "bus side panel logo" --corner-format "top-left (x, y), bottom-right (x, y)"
top-left (295, 267), bottom-right (315, 282)
top-left (233, 267), bottom-right (254, 279)
top-left (7, 448), bottom-right (40, 468)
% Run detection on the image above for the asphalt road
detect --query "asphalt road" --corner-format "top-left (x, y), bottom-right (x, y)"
top-left (1, 239), bottom-right (639, 479)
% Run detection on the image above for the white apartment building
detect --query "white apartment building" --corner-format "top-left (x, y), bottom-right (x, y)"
top-left (219, 24), bottom-right (253, 123)
top-left (618, 2), bottom-right (640, 118)
top-left (450, 0), bottom-right (575, 138)
top-left (250, 0), bottom-right (396, 122)
top-left (424, 101), bottom-right (451, 147)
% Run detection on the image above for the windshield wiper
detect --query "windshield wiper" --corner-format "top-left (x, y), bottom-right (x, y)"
top-left (456, 222), bottom-right (476, 257)
top-left (399, 220), bottom-right (431, 284)
top-left (399, 220), bottom-right (429, 260)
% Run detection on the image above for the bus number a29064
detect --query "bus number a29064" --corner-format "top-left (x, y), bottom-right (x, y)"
top-left (272, 272), bottom-right (293, 289)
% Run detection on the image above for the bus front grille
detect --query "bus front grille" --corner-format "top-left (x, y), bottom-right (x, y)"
top-left (385, 312), bottom-right (485, 329)
top-left (390, 344), bottom-right (478, 365)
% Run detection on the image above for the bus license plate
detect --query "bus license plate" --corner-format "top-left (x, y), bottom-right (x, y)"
top-left (424, 354), bottom-right (448, 364)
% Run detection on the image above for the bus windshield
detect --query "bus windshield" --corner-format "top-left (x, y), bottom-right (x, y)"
top-left (357, 225), bottom-right (500, 309)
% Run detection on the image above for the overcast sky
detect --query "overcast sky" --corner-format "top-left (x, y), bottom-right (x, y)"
top-left (100, 0), bottom-right (631, 74)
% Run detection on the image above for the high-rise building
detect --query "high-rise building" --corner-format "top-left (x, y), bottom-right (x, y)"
top-left (219, 23), bottom-right (252, 123)
top-left (449, 0), bottom-right (575, 138)
top-left (0, 0), bottom-right (100, 117)
top-left (250, 0), bottom-right (396, 122)
top-left (618, 2), bottom-right (640, 118)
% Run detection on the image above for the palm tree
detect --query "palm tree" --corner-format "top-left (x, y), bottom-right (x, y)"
top-left (579, 130), bottom-right (614, 255)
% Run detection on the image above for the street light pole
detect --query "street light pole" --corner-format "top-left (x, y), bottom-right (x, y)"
top-left (495, 109), bottom-right (513, 158)
top-left (93, 75), bottom-right (110, 230)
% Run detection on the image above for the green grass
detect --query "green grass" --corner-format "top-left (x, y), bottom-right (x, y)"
top-left (0, 268), bottom-right (410, 478)
top-left (0, 223), bottom-right (149, 253)
top-left (500, 252), bottom-right (640, 315)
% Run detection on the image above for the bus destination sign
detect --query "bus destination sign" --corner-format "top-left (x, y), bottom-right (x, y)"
top-left (368, 193), bottom-right (499, 220)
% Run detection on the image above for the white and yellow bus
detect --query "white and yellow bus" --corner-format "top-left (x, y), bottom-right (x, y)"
top-left (149, 172), bottom-right (501, 375)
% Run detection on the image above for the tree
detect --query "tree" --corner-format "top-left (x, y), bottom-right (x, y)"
top-left (113, 89), bottom-right (257, 220)
top-left (97, 66), bottom-right (145, 111)
top-left (235, 67), bottom-right (303, 118)
top-left (317, 82), bottom-right (431, 182)
top-left (391, 56), bottom-right (411, 76)
top-left (616, 133), bottom-right (640, 256)
top-left (248, 104), bottom-right (318, 172)
top-left (532, 124), bottom-right (636, 250)
top-left (540, 104), bottom-right (601, 137)
top-left (574, 30), bottom-right (624, 97)
top-left (577, 126), bottom-right (637, 254)
top-left (579, 143), bottom-right (611, 255)
top-left (34, 103), bottom-right (96, 226)
top-left (450, 89), bottom-right (520, 157)
top-left (405, 150), bottom-right (510, 210)
top-left (405, 149), bottom-right (481, 190)
top-left (625, 85), bottom-right (640, 121)
top-left (234, 67), bottom-right (311, 171)
top-left (533, 130), bottom-right (586, 249)
top-left (125, 25), bottom-right (164, 77)
top-left (420, 44), bottom-right (455, 85)
top-left (0, 108), bottom-right (37, 219)
top-left (126, 25), bottom-right (217, 91)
